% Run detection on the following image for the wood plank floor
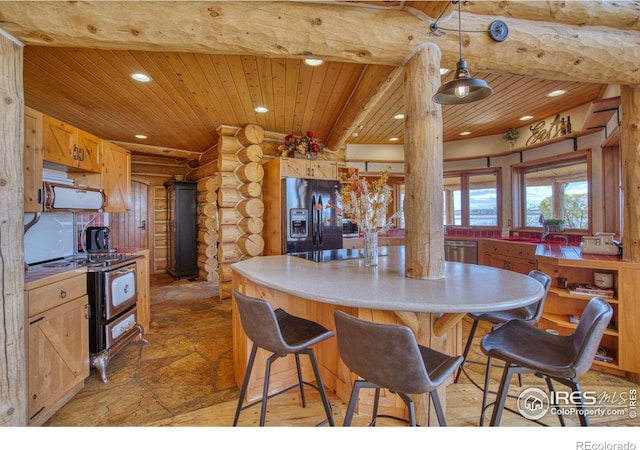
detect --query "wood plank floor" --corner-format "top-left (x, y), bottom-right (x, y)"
top-left (35, 273), bottom-right (639, 446)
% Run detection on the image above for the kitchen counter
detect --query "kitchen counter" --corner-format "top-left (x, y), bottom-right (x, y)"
top-left (24, 265), bottom-right (88, 289)
top-left (231, 246), bottom-right (544, 314)
top-left (231, 246), bottom-right (543, 425)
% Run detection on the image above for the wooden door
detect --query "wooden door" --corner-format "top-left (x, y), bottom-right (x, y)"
top-left (109, 179), bottom-right (151, 255)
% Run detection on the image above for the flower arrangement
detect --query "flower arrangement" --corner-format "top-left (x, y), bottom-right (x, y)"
top-left (336, 168), bottom-right (400, 234)
top-left (503, 127), bottom-right (520, 143)
top-left (278, 131), bottom-right (323, 158)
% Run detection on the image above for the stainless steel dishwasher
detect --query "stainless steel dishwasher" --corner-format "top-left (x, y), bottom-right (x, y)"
top-left (444, 240), bottom-right (478, 264)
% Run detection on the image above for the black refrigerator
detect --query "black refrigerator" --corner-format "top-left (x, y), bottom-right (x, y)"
top-left (283, 177), bottom-right (343, 253)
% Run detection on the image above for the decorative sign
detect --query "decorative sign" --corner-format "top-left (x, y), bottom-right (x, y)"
top-left (525, 114), bottom-right (565, 146)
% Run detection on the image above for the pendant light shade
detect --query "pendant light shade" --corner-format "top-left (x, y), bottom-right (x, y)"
top-left (432, 1), bottom-right (493, 105)
top-left (432, 60), bottom-right (493, 105)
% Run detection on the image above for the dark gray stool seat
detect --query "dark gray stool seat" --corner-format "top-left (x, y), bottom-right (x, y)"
top-left (480, 296), bottom-right (613, 426)
top-left (334, 310), bottom-right (463, 426)
top-left (232, 290), bottom-right (335, 426)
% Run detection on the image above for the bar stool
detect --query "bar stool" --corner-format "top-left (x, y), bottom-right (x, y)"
top-left (480, 296), bottom-right (613, 426)
top-left (232, 290), bottom-right (335, 426)
top-left (334, 310), bottom-right (463, 426)
top-left (456, 269), bottom-right (552, 382)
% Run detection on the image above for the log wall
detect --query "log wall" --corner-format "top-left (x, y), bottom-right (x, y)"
top-left (187, 124), bottom-right (266, 296)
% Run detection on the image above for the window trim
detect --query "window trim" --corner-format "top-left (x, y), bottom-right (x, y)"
top-left (511, 149), bottom-right (591, 232)
top-left (443, 168), bottom-right (502, 229)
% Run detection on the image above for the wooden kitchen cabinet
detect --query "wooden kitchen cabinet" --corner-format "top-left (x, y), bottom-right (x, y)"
top-left (481, 240), bottom-right (537, 274)
top-left (25, 272), bottom-right (90, 426)
top-left (101, 141), bottom-right (131, 212)
top-left (24, 106), bottom-right (44, 212)
top-left (135, 250), bottom-right (151, 332)
top-left (536, 256), bottom-right (640, 376)
top-left (279, 157), bottom-right (339, 180)
top-left (43, 114), bottom-right (102, 173)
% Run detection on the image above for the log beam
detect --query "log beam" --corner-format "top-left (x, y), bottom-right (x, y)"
top-left (1, 2), bottom-right (639, 85)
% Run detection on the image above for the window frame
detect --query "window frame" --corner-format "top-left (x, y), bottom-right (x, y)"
top-left (443, 168), bottom-right (502, 229)
top-left (511, 149), bottom-right (592, 232)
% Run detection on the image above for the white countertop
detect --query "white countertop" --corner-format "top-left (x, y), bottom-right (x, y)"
top-left (231, 246), bottom-right (544, 314)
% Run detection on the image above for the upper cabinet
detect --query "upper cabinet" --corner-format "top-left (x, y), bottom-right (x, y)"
top-left (24, 107), bottom-right (44, 213)
top-left (43, 115), bottom-right (102, 173)
top-left (101, 141), bottom-right (131, 212)
top-left (278, 157), bottom-right (340, 180)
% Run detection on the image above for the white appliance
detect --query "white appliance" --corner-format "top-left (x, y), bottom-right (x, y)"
top-left (580, 232), bottom-right (620, 255)
top-left (42, 182), bottom-right (105, 212)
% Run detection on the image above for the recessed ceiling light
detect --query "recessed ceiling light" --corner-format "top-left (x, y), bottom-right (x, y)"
top-left (393, 113), bottom-right (405, 120)
top-left (130, 72), bottom-right (152, 83)
top-left (459, 131), bottom-right (471, 136)
top-left (304, 58), bottom-right (324, 67)
top-left (352, 132), bottom-right (359, 137)
top-left (547, 89), bottom-right (567, 97)
top-left (135, 134), bottom-right (148, 139)
top-left (254, 106), bottom-right (269, 113)
top-left (520, 115), bottom-right (534, 121)
top-left (389, 137), bottom-right (399, 142)
top-left (440, 68), bottom-right (450, 76)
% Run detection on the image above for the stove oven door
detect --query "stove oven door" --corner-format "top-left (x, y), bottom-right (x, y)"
top-left (103, 263), bottom-right (137, 319)
top-left (104, 307), bottom-right (138, 349)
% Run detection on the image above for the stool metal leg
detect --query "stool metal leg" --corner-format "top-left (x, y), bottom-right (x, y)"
top-left (294, 353), bottom-right (306, 407)
top-left (343, 380), bottom-right (366, 426)
top-left (455, 319), bottom-right (479, 383)
top-left (305, 348), bottom-right (334, 426)
top-left (430, 390), bottom-right (447, 426)
top-left (369, 388), bottom-right (381, 426)
top-left (479, 355), bottom-right (493, 426)
top-left (489, 362), bottom-right (515, 426)
top-left (233, 344), bottom-right (258, 426)
top-left (259, 354), bottom-right (278, 426)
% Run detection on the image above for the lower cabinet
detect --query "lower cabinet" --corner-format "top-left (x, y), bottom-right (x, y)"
top-left (135, 251), bottom-right (151, 332)
top-left (481, 240), bottom-right (537, 274)
top-left (536, 257), bottom-right (640, 376)
top-left (25, 272), bottom-right (90, 426)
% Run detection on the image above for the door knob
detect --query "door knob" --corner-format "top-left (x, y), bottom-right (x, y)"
top-left (138, 220), bottom-right (146, 230)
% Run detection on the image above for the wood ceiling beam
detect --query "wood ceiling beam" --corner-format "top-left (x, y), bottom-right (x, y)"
top-left (326, 65), bottom-right (403, 151)
top-left (1, 1), bottom-right (639, 85)
top-left (109, 140), bottom-right (202, 160)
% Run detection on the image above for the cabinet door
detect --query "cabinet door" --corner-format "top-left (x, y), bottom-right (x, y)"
top-left (43, 115), bottom-right (76, 167)
top-left (28, 296), bottom-right (89, 423)
top-left (136, 255), bottom-right (151, 332)
top-left (280, 158), bottom-right (308, 178)
top-left (308, 161), bottom-right (337, 180)
top-left (75, 129), bottom-right (102, 173)
top-left (24, 107), bottom-right (43, 212)
top-left (102, 141), bottom-right (131, 212)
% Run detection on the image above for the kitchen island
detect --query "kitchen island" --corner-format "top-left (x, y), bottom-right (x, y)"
top-left (231, 246), bottom-right (544, 425)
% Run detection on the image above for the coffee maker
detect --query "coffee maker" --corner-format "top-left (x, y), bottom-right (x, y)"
top-left (86, 226), bottom-right (115, 253)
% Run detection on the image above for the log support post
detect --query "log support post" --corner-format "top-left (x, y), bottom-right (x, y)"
top-left (621, 85), bottom-right (640, 263)
top-left (403, 44), bottom-right (445, 281)
top-left (0, 31), bottom-right (26, 426)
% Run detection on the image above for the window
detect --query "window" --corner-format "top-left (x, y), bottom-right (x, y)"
top-left (444, 170), bottom-right (500, 228)
top-left (515, 152), bottom-right (589, 230)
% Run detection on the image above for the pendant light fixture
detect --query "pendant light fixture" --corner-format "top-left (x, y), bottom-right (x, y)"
top-left (432, 2), bottom-right (494, 105)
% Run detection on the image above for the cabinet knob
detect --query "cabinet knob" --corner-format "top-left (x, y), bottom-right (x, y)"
top-left (59, 290), bottom-right (67, 298)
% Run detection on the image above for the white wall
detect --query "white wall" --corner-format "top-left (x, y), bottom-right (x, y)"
top-left (345, 100), bottom-right (615, 232)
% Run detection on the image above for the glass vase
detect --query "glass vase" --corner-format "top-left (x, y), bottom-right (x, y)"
top-left (363, 230), bottom-right (379, 267)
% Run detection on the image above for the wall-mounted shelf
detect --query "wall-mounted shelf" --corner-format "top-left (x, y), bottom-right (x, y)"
top-left (582, 96), bottom-right (621, 132)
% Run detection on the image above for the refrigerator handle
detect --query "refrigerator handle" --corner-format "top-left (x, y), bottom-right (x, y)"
top-left (318, 195), bottom-right (324, 245)
top-left (311, 195), bottom-right (317, 245)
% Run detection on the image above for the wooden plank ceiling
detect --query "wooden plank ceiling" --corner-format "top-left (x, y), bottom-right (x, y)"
top-left (19, 0), bottom-right (609, 165)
